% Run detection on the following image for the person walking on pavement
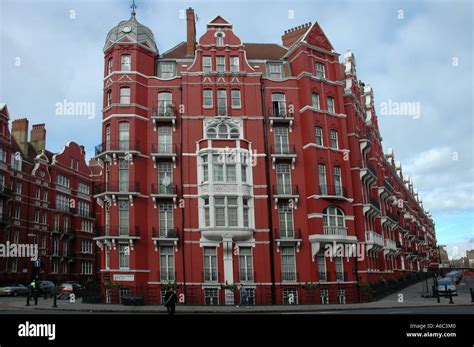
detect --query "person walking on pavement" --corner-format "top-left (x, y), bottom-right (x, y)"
top-left (237, 285), bottom-right (250, 308)
top-left (164, 287), bottom-right (177, 315)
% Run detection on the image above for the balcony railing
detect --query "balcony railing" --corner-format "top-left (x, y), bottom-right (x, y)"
top-left (323, 226), bottom-right (348, 236)
top-left (151, 183), bottom-right (177, 196)
top-left (159, 270), bottom-right (176, 283)
top-left (0, 185), bottom-right (12, 198)
top-left (202, 270), bottom-right (219, 283)
top-left (319, 184), bottom-right (347, 197)
top-left (151, 103), bottom-right (176, 118)
top-left (384, 179), bottom-right (394, 193)
top-left (318, 271), bottom-right (328, 282)
top-left (268, 103), bottom-right (294, 118)
top-left (95, 225), bottom-right (140, 238)
top-left (239, 270), bottom-right (255, 283)
top-left (152, 227), bottom-right (178, 239)
top-left (336, 271), bottom-right (346, 282)
top-left (151, 143), bottom-right (177, 156)
top-left (275, 228), bottom-right (301, 239)
top-left (270, 145), bottom-right (296, 156)
top-left (95, 140), bottom-right (140, 156)
top-left (272, 184), bottom-right (299, 196)
top-left (370, 197), bottom-right (380, 210)
top-left (281, 271), bottom-right (298, 283)
top-left (386, 211), bottom-right (398, 222)
top-left (367, 162), bottom-right (377, 177)
top-left (93, 181), bottom-right (140, 195)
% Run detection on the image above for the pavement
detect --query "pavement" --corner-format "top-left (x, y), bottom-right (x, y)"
top-left (2, 276), bottom-right (473, 314)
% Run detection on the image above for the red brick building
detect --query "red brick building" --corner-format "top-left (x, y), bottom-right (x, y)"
top-left (94, 8), bottom-right (437, 305)
top-left (0, 106), bottom-right (96, 284)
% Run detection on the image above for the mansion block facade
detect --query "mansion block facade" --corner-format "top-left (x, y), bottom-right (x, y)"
top-left (94, 8), bottom-right (437, 305)
top-left (0, 104), bottom-right (96, 284)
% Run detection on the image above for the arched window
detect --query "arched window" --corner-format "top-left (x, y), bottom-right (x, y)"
top-left (206, 119), bottom-right (240, 139)
top-left (217, 124), bottom-right (228, 138)
top-left (207, 128), bottom-right (217, 139)
top-left (322, 207), bottom-right (345, 232)
top-left (216, 32), bottom-right (224, 47)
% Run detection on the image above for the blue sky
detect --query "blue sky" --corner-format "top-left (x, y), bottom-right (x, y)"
top-left (0, 0), bottom-right (472, 258)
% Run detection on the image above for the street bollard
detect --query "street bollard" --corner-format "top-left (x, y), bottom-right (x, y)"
top-left (44, 289), bottom-right (47, 300)
top-left (34, 289), bottom-right (38, 305)
top-left (448, 289), bottom-right (454, 304)
top-left (26, 289), bottom-right (30, 306)
top-left (432, 285), bottom-right (435, 298)
top-left (53, 285), bottom-right (57, 308)
top-left (436, 288), bottom-right (440, 303)
top-left (470, 288), bottom-right (474, 303)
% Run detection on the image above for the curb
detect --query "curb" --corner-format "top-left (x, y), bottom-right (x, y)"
top-left (8, 301), bottom-right (474, 314)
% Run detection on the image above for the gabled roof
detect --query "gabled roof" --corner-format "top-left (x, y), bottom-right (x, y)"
top-left (207, 15), bottom-right (232, 26)
top-left (301, 21), bottom-right (334, 52)
top-left (160, 42), bottom-right (287, 60)
top-left (243, 43), bottom-right (287, 60)
top-left (161, 42), bottom-right (187, 59)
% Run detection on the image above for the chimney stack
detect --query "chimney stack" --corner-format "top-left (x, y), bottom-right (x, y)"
top-left (186, 7), bottom-right (196, 57)
top-left (281, 22), bottom-right (312, 48)
top-left (12, 118), bottom-right (29, 154)
top-left (30, 123), bottom-right (46, 152)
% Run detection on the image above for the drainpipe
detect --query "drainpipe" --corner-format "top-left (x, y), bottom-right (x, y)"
top-left (179, 85), bottom-right (186, 293)
top-left (261, 85), bottom-right (276, 304)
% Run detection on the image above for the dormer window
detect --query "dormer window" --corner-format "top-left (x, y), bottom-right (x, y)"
top-left (267, 63), bottom-right (284, 80)
top-left (216, 32), bottom-right (224, 47)
top-left (158, 62), bottom-right (176, 78)
top-left (121, 55), bottom-right (131, 71)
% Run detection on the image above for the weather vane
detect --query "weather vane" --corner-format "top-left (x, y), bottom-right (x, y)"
top-left (131, 0), bottom-right (137, 16)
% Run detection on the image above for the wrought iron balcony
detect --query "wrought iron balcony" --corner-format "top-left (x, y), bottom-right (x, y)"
top-left (275, 228), bottom-right (302, 240)
top-left (281, 271), bottom-right (298, 283)
top-left (95, 140), bottom-right (140, 156)
top-left (93, 181), bottom-right (141, 195)
top-left (151, 103), bottom-right (176, 119)
top-left (95, 225), bottom-right (140, 238)
top-left (151, 143), bottom-right (178, 158)
top-left (151, 183), bottom-right (178, 197)
top-left (370, 197), bottom-right (380, 210)
top-left (268, 103), bottom-right (294, 119)
top-left (0, 185), bottom-right (12, 199)
top-left (270, 145), bottom-right (297, 157)
top-left (202, 270), bottom-right (219, 283)
top-left (272, 184), bottom-right (299, 197)
top-left (319, 184), bottom-right (347, 198)
top-left (239, 270), bottom-right (256, 283)
top-left (152, 227), bottom-right (179, 239)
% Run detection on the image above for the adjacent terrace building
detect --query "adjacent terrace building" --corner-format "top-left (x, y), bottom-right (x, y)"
top-left (93, 7), bottom-right (437, 305)
top-left (0, 104), bottom-right (96, 284)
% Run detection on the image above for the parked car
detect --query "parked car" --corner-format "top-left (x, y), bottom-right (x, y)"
top-left (445, 271), bottom-right (463, 284)
top-left (437, 278), bottom-right (458, 296)
top-left (58, 283), bottom-right (74, 294)
top-left (0, 284), bottom-right (30, 297)
top-left (38, 280), bottom-right (55, 294)
top-left (65, 281), bottom-right (83, 294)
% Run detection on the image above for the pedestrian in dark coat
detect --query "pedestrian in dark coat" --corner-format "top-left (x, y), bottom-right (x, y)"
top-left (164, 288), bottom-right (177, 315)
